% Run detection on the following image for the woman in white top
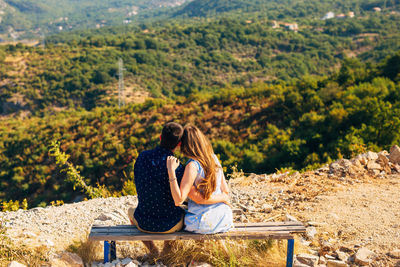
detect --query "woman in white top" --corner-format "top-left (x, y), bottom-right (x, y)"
top-left (167, 124), bottom-right (233, 234)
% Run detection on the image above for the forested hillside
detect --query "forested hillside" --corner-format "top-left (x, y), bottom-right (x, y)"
top-left (172, 0), bottom-right (400, 18)
top-left (1, 13), bottom-right (400, 115)
top-left (1, 54), bottom-right (400, 207)
top-left (2, 0), bottom-right (400, 41)
top-left (0, 0), bottom-right (188, 40)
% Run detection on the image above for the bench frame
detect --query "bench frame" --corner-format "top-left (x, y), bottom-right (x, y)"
top-left (89, 222), bottom-right (305, 267)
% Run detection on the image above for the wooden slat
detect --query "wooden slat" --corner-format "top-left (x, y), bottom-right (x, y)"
top-left (90, 226), bottom-right (305, 234)
top-left (88, 222), bottom-right (305, 242)
top-left (92, 221), bottom-right (304, 229)
top-left (234, 222), bottom-right (304, 227)
top-left (89, 231), bottom-right (294, 241)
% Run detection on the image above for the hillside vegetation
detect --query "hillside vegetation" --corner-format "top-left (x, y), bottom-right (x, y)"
top-left (0, 0), bottom-right (188, 40)
top-left (172, 0), bottom-right (399, 18)
top-left (1, 54), bottom-right (400, 207)
top-left (1, 13), bottom-right (400, 115)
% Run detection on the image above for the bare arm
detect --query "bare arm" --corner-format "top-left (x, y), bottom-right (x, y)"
top-left (188, 186), bottom-right (230, 205)
top-left (220, 170), bottom-right (230, 194)
top-left (167, 157), bottom-right (197, 206)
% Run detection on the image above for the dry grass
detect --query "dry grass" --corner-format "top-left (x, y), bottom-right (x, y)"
top-left (0, 220), bottom-right (49, 266)
top-left (143, 238), bottom-right (303, 267)
top-left (67, 236), bottom-right (305, 266)
top-left (67, 239), bottom-right (103, 264)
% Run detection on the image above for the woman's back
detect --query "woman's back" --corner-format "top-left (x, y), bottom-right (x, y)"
top-left (184, 155), bottom-right (233, 234)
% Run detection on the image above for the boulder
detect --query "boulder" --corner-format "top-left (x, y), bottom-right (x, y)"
top-left (7, 262), bottom-right (27, 267)
top-left (125, 262), bottom-right (138, 267)
top-left (389, 249), bottom-right (400, 259)
top-left (378, 152), bottom-right (390, 165)
top-left (390, 145), bottom-right (400, 164)
top-left (326, 260), bottom-right (348, 267)
top-left (354, 247), bottom-right (374, 266)
top-left (366, 161), bottom-right (382, 171)
top-left (365, 151), bottom-right (379, 161)
top-left (295, 253), bottom-right (319, 266)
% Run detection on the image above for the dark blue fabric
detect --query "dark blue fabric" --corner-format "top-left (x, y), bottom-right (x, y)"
top-left (133, 146), bottom-right (185, 232)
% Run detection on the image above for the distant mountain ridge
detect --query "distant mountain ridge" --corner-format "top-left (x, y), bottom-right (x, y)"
top-left (0, 0), bottom-right (190, 41)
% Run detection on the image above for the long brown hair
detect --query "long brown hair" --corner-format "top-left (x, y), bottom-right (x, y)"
top-left (181, 125), bottom-right (217, 200)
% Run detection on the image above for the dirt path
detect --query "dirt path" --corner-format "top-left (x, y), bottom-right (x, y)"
top-left (292, 175), bottom-right (400, 266)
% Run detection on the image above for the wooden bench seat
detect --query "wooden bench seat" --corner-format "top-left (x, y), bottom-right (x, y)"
top-left (89, 221), bottom-right (306, 267)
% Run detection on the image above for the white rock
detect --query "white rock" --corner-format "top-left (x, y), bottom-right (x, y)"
top-left (366, 161), bottom-right (382, 170)
top-left (300, 238), bottom-right (311, 247)
top-left (41, 238), bottom-right (55, 247)
top-left (121, 258), bottom-right (133, 265)
top-left (388, 249), bottom-right (400, 259)
top-left (285, 214), bottom-right (299, 222)
top-left (306, 227), bottom-right (317, 240)
top-left (293, 260), bottom-right (310, 267)
top-left (59, 252), bottom-right (84, 267)
top-left (365, 151), bottom-right (378, 161)
top-left (111, 259), bottom-right (121, 265)
top-left (261, 203), bottom-right (273, 213)
top-left (188, 262), bottom-right (213, 267)
top-left (295, 253), bottom-right (319, 266)
top-left (104, 263), bottom-right (113, 267)
top-left (354, 247), bottom-right (374, 265)
top-left (307, 221), bottom-right (327, 227)
top-left (335, 251), bottom-right (348, 262)
top-left (326, 260), bottom-right (348, 267)
top-left (7, 261), bottom-right (27, 267)
top-left (125, 262), bottom-right (138, 267)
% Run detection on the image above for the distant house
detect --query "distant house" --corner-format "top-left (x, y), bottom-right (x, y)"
top-left (322, 11), bottom-right (335, 20)
top-left (336, 13), bottom-right (346, 19)
top-left (284, 23), bottom-right (298, 32)
top-left (348, 11), bottom-right (355, 18)
top-left (373, 7), bottom-right (382, 12)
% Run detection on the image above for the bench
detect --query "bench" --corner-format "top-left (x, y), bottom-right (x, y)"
top-left (89, 221), bottom-right (306, 267)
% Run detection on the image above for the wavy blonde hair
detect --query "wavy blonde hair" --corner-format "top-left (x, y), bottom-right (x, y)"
top-left (181, 124), bottom-right (217, 200)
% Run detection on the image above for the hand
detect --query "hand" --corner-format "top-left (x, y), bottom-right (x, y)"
top-left (167, 156), bottom-right (180, 173)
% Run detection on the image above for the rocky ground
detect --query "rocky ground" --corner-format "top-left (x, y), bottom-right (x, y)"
top-left (2, 146), bottom-right (400, 267)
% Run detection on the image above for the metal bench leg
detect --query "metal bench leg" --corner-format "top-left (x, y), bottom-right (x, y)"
top-left (286, 239), bottom-right (294, 267)
top-left (104, 241), bottom-right (110, 263)
top-left (110, 241), bottom-right (117, 262)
